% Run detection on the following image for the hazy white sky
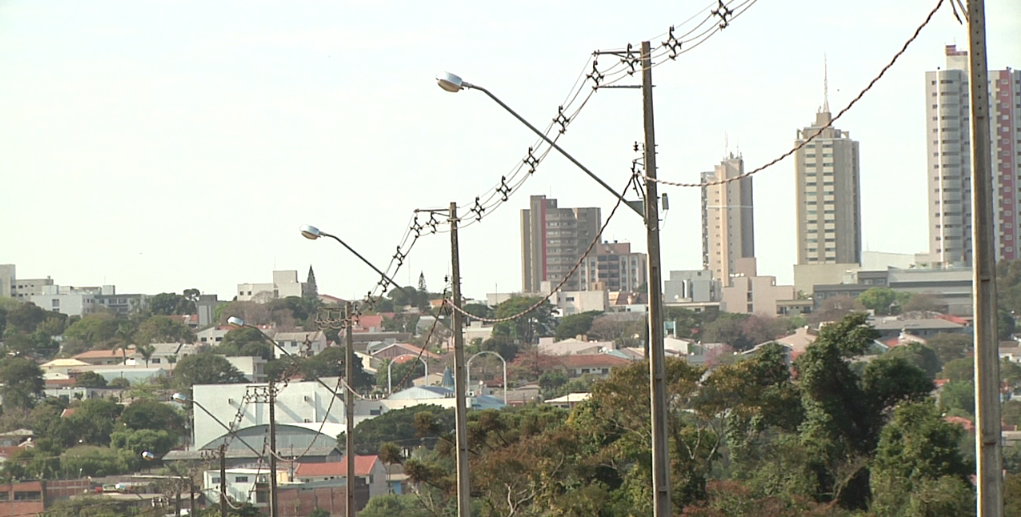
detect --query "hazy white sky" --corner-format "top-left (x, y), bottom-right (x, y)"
top-left (2, 0), bottom-right (1020, 302)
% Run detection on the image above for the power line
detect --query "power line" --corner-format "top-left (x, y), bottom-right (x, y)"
top-left (446, 174), bottom-right (636, 324)
top-left (647, 0), bottom-right (946, 188)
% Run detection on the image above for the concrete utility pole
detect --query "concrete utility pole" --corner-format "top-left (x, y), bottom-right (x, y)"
top-left (641, 40), bottom-right (672, 517)
top-left (219, 444), bottom-right (228, 517)
top-left (268, 384), bottom-right (279, 517)
top-left (967, 0), bottom-right (1003, 515)
top-left (346, 301), bottom-right (357, 517)
top-left (449, 202), bottom-right (472, 517)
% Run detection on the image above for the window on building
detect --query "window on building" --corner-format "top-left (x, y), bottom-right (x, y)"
top-left (235, 476), bottom-right (249, 483)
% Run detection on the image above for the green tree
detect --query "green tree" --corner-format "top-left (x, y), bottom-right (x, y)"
top-left (1002, 306), bottom-right (1017, 340)
top-left (701, 313), bottom-right (753, 350)
top-left (300, 346), bottom-right (374, 390)
top-left (3, 330), bottom-right (59, 358)
top-left (349, 405), bottom-right (454, 455)
top-left (75, 371), bottom-right (108, 388)
top-left (108, 377), bottom-right (131, 389)
top-left (216, 327), bottom-right (274, 360)
top-left (555, 311), bottom-right (602, 341)
top-left (173, 353), bottom-right (247, 389)
top-left (479, 335), bottom-right (520, 362)
top-left (491, 297), bottom-right (555, 343)
top-left (0, 357), bottom-right (44, 409)
top-left (870, 401), bottom-right (973, 516)
top-left (63, 313), bottom-right (121, 347)
top-left (148, 292), bottom-right (196, 316)
top-left (376, 359), bottom-right (425, 392)
top-left (52, 398), bottom-right (123, 447)
top-left (136, 315), bottom-right (194, 344)
top-left (883, 342), bottom-right (941, 378)
top-left (940, 356), bottom-right (973, 382)
top-left (110, 428), bottom-right (177, 457)
top-left (119, 399), bottom-right (186, 432)
top-left (939, 381), bottom-right (975, 416)
top-left (858, 287), bottom-right (898, 315)
top-left (587, 314), bottom-right (646, 348)
top-left (927, 333), bottom-right (972, 365)
top-left (360, 494), bottom-right (435, 517)
top-left (5, 302), bottom-right (51, 333)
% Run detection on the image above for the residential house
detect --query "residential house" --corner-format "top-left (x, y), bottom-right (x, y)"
top-left (196, 326), bottom-right (232, 345)
top-left (272, 331), bottom-right (327, 359)
top-left (870, 317), bottom-right (968, 340)
top-left (556, 354), bottom-right (633, 378)
top-left (538, 337), bottom-right (614, 356)
top-left (224, 356), bottom-right (268, 383)
top-left (293, 455), bottom-right (388, 500)
top-left (202, 467), bottom-right (276, 507)
top-left (371, 343), bottom-right (441, 362)
top-left (73, 349), bottom-right (128, 366)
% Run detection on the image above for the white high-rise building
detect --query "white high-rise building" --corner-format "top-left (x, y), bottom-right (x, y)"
top-left (926, 45), bottom-right (1021, 266)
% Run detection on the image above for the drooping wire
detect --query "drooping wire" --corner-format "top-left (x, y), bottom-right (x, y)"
top-left (647, 0), bottom-right (946, 188)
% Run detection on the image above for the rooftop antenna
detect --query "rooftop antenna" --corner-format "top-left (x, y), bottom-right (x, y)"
top-left (823, 53), bottom-right (830, 113)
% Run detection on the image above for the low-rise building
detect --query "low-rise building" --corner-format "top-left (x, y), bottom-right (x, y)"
top-left (224, 356), bottom-right (268, 383)
top-left (538, 337), bottom-right (614, 356)
top-left (556, 354), bottom-right (632, 378)
top-left (544, 392), bottom-right (590, 410)
top-left (196, 326), bottom-right (232, 345)
top-left (272, 331), bottom-right (327, 359)
top-left (202, 467), bottom-right (276, 507)
top-left (237, 270), bottom-right (313, 302)
top-left (293, 455), bottom-right (388, 500)
top-left (380, 386), bottom-right (506, 412)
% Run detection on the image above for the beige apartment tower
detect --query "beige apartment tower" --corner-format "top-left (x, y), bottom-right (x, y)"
top-left (701, 155), bottom-right (755, 285)
top-left (794, 109), bottom-right (862, 265)
top-left (520, 195), bottom-right (601, 293)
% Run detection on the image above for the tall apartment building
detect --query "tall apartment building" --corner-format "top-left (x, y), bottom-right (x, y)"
top-left (520, 195), bottom-right (601, 293)
top-left (580, 241), bottom-right (647, 292)
top-left (237, 270), bottom-right (313, 302)
top-left (701, 155), bottom-right (755, 285)
top-left (926, 45), bottom-right (1021, 266)
top-left (794, 108), bottom-right (862, 265)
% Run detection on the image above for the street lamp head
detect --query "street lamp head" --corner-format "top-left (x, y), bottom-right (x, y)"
top-left (141, 451), bottom-right (156, 461)
top-left (299, 224), bottom-right (322, 240)
top-left (227, 316), bottom-right (245, 327)
top-left (171, 392), bottom-right (188, 403)
top-left (436, 72), bottom-right (465, 93)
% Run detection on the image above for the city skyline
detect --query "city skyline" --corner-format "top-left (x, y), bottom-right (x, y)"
top-left (2, 1), bottom-right (1020, 301)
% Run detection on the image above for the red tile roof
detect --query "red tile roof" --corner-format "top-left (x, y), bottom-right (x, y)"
top-left (354, 315), bottom-right (384, 331)
top-left (560, 354), bottom-right (631, 369)
top-left (375, 343), bottom-right (441, 360)
top-left (944, 416), bottom-right (974, 432)
top-left (74, 349), bottom-right (126, 360)
top-left (294, 455), bottom-right (379, 478)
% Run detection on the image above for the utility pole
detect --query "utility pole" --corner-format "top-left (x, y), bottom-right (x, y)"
top-left (449, 202), bottom-right (472, 517)
top-left (641, 40), bottom-right (671, 517)
top-left (345, 301), bottom-right (357, 517)
top-left (219, 444), bottom-right (228, 517)
top-left (268, 384), bottom-right (279, 517)
top-left (967, 1), bottom-right (1003, 515)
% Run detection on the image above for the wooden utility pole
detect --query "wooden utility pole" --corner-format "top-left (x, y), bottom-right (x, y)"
top-left (641, 40), bottom-right (671, 517)
top-left (967, 0), bottom-right (1003, 515)
top-left (346, 301), bottom-right (357, 517)
top-left (450, 202), bottom-right (472, 517)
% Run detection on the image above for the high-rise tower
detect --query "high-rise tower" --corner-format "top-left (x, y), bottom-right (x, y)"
top-left (926, 45), bottom-right (1021, 266)
top-left (520, 195), bottom-right (601, 293)
top-left (701, 155), bottom-right (755, 285)
top-left (794, 76), bottom-right (862, 266)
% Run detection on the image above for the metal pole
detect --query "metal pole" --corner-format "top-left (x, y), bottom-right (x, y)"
top-left (449, 202), bottom-right (472, 517)
top-left (268, 382), bottom-right (279, 517)
top-left (967, 1), bottom-right (1003, 515)
top-left (642, 40), bottom-right (671, 517)
top-left (220, 444), bottom-right (228, 517)
top-left (175, 491), bottom-right (181, 517)
top-left (189, 479), bottom-right (195, 516)
top-left (346, 301), bottom-right (357, 517)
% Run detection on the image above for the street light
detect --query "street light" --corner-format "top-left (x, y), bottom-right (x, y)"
top-left (435, 72), bottom-right (642, 218)
top-left (438, 69), bottom-right (670, 515)
top-left (299, 224), bottom-right (401, 290)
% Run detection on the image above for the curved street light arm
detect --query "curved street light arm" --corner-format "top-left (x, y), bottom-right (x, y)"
top-left (318, 231), bottom-right (402, 290)
top-left (465, 83), bottom-right (644, 220)
top-left (466, 351), bottom-right (508, 405)
top-left (387, 356), bottom-right (429, 394)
